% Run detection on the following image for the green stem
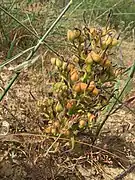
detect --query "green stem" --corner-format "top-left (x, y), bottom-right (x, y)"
top-left (0, 72), bottom-right (20, 101)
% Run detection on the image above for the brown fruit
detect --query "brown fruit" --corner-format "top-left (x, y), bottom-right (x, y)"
top-left (67, 30), bottom-right (75, 42)
top-left (54, 121), bottom-right (60, 128)
top-left (88, 113), bottom-right (96, 121)
top-left (104, 59), bottom-right (111, 68)
top-left (51, 58), bottom-right (56, 65)
top-left (92, 87), bottom-right (99, 96)
top-left (71, 71), bottom-right (79, 81)
top-left (73, 29), bottom-right (81, 38)
top-left (45, 126), bottom-right (52, 134)
top-left (72, 55), bottom-right (79, 63)
top-left (79, 120), bottom-right (87, 128)
top-left (100, 59), bottom-right (111, 68)
top-left (88, 84), bottom-right (95, 92)
top-left (80, 83), bottom-right (88, 91)
top-left (66, 100), bottom-right (76, 109)
top-left (85, 53), bottom-right (93, 64)
top-left (55, 102), bottom-right (63, 112)
top-left (63, 129), bottom-right (70, 136)
top-left (67, 63), bottom-right (75, 72)
top-left (91, 51), bottom-right (101, 63)
top-left (111, 38), bottom-right (118, 46)
top-left (73, 83), bottom-right (81, 93)
top-left (56, 58), bottom-right (62, 68)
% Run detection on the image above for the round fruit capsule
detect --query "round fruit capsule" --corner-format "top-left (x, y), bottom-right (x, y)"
top-left (111, 38), bottom-right (118, 46)
top-left (80, 83), bottom-right (88, 91)
top-left (45, 126), bottom-right (52, 134)
top-left (51, 128), bottom-right (57, 135)
top-left (56, 58), bottom-right (62, 68)
top-left (55, 102), bottom-right (63, 112)
top-left (92, 87), bottom-right (99, 96)
top-left (54, 121), bottom-right (60, 128)
top-left (85, 53), bottom-right (93, 64)
top-left (51, 57), bottom-right (56, 65)
top-left (71, 71), bottom-right (79, 81)
top-left (73, 83), bottom-right (81, 93)
top-left (91, 51), bottom-right (101, 63)
top-left (79, 120), bottom-right (87, 128)
top-left (105, 36), bottom-right (113, 46)
top-left (66, 100), bottom-right (76, 109)
top-left (67, 30), bottom-right (75, 42)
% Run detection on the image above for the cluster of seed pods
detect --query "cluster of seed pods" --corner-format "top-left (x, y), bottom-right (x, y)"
top-left (42, 25), bottom-right (119, 137)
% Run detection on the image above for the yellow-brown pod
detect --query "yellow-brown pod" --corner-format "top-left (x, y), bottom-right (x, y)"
top-left (92, 87), bottom-right (99, 96)
top-left (55, 102), bottom-right (63, 112)
top-left (67, 30), bottom-right (76, 42)
top-left (91, 51), bottom-right (101, 63)
top-left (71, 71), bottom-right (79, 81)
top-left (111, 38), bottom-right (118, 46)
top-left (73, 29), bottom-right (81, 38)
top-left (85, 53), bottom-right (93, 64)
top-left (51, 57), bottom-right (56, 65)
top-left (73, 83), bottom-right (81, 93)
top-left (80, 83), bottom-right (88, 91)
top-left (66, 99), bottom-right (76, 110)
top-left (67, 63), bottom-right (75, 72)
top-left (79, 119), bottom-right (87, 128)
top-left (45, 126), bottom-right (52, 134)
top-left (80, 51), bottom-right (87, 61)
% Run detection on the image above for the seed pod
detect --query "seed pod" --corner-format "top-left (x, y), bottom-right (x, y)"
top-left (45, 126), bottom-right (52, 134)
top-left (66, 99), bottom-right (76, 110)
top-left (63, 129), bottom-right (70, 136)
top-left (51, 128), bottom-right (57, 135)
top-left (86, 64), bottom-right (92, 73)
top-left (88, 84), bottom-right (95, 92)
top-left (67, 63), bottom-right (74, 72)
top-left (55, 102), bottom-right (63, 112)
top-left (71, 71), bottom-right (79, 81)
top-left (102, 27), bottom-right (107, 36)
top-left (80, 83), bottom-right (88, 91)
top-left (80, 51), bottom-right (87, 61)
top-left (104, 59), bottom-right (111, 68)
top-left (85, 53), bottom-right (93, 64)
top-left (81, 72), bottom-right (89, 82)
top-left (54, 121), bottom-right (60, 128)
top-left (111, 38), bottom-right (118, 46)
top-left (92, 87), bottom-right (99, 96)
top-left (78, 35), bottom-right (85, 43)
top-left (88, 113), bottom-right (96, 120)
top-left (67, 30), bottom-right (76, 42)
top-left (62, 62), bottom-right (68, 70)
top-left (105, 36), bottom-right (113, 46)
top-left (56, 58), bottom-right (62, 68)
top-left (91, 51), bottom-right (101, 63)
top-left (89, 27), bottom-right (96, 37)
top-left (51, 58), bottom-right (56, 65)
top-left (100, 58), bottom-right (111, 68)
top-left (79, 120), bottom-right (87, 128)
top-left (73, 29), bottom-right (81, 38)
top-left (72, 55), bottom-right (79, 63)
top-left (73, 83), bottom-right (81, 93)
